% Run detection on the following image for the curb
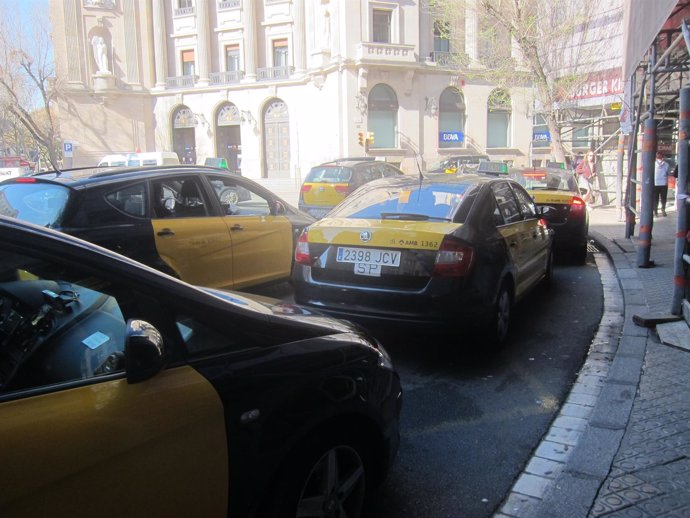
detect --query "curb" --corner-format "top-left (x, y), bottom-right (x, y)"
top-left (493, 230), bottom-right (649, 518)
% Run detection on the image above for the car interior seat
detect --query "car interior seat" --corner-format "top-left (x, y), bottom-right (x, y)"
top-left (178, 180), bottom-right (206, 217)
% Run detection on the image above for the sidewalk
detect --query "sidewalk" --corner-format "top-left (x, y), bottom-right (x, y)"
top-left (495, 204), bottom-right (690, 517)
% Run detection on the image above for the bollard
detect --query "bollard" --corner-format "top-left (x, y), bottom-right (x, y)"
top-left (672, 88), bottom-right (690, 314)
top-left (636, 117), bottom-right (656, 267)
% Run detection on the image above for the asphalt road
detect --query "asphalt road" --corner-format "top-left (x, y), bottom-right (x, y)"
top-left (361, 254), bottom-right (604, 517)
top-left (250, 253), bottom-right (604, 517)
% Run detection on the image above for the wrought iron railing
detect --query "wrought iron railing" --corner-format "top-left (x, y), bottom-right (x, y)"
top-left (165, 75), bottom-right (198, 89)
top-left (257, 66), bottom-right (294, 81)
top-left (209, 70), bottom-right (244, 85)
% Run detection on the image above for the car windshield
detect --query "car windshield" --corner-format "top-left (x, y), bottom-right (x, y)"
top-left (328, 181), bottom-right (471, 221)
top-left (305, 166), bottom-right (352, 183)
top-left (0, 183), bottom-right (71, 228)
top-left (510, 169), bottom-right (579, 192)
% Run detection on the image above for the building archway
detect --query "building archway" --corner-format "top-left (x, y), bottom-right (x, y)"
top-left (439, 87), bottom-right (466, 148)
top-left (172, 105), bottom-right (198, 163)
top-left (262, 98), bottom-right (290, 178)
top-left (368, 84), bottom-right (398, 148)
top-left (215, 103), bottom-right (242, 173)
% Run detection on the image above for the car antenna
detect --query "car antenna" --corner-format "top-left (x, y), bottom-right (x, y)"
top-left (414, 151), bottom-right (424, 200)
top-left (46, 154), bottom-right (62, 176)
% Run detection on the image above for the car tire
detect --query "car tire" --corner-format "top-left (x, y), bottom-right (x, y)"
top-left (267, 435), bottom-right (368, 518)
top-left (486, 281), bottom-right (512, 348)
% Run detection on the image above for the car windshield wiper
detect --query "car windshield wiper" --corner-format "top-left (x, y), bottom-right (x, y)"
top-left (380, 212), bottom-right (451, 222)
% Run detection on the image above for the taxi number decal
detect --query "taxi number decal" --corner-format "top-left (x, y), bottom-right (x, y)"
top-left (337, 247), bottom-right (401, 266)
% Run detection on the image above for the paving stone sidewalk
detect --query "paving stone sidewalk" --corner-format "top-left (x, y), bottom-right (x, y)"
top-left (495, 206), bottom-right (690, 518)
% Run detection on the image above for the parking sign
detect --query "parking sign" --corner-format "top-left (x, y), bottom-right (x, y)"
top-left (63, 142), bottom-right (73, 158)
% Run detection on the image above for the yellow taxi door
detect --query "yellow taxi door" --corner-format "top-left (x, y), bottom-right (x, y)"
top-left (0, 366), bottom-right (228, 518)
top-left (223, 213), bottom-right (292, 289)
top-left (492, 182), bottom-right (534, 297)
top-left (150, 177), bottom-right (234, 289)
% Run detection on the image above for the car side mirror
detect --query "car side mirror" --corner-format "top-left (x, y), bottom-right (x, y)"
top-left (538, 206), bottom-right (557, 220)
top-left (274, 200), bottom-right (287, 215)
top-left (125, 319), bottom-right (166, 384)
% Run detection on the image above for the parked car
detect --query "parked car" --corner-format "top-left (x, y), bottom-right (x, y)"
top-left (298, 158), bottom-right (405, 218)
top-left (507, 165), bottom-right (589, 263)
top-left (0, 215), bottom-right (401, 518)
top-left (427, 154), bottom-right (491, 174)
top-left (98, 151), bottom-right (180, 167)
top-left (0, 165), bottom-right (314, 290)
top-left (292, 173), bottom-right (553, 346)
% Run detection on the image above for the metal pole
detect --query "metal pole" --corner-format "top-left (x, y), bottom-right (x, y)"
top-left (637, 116), bottom-right (657, 267)
top-left (616, 132), bottom-right (625, 220)
top-left (672, 87), bottom-right (690, 313)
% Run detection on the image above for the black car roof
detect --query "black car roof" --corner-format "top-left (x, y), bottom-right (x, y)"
top-left (314, 158), bottom-right (388, 169)
top-left (18, 165), bottom-right (229, 187)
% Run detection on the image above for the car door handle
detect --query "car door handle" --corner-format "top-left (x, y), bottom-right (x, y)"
top-left (157, 228), bottom-right (175, 237)
top-left (230, 224), bottom-right (243, 231)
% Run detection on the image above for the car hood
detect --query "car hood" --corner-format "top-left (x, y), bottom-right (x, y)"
top-left (201, 287), bottom-right (361, 334)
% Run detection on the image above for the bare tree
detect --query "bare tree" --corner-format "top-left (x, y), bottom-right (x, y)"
top-left (424, 0), bottom-right (611, 163)
top-left (0, 3), bottom-right (61, 168)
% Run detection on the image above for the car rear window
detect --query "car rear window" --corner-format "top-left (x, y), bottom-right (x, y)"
top-left (0, 182), bottom-right (72, 228)
top-left (305, 166), bottom-right (352, 183)
top-left (511, 169), bottom-right (578, 192)
top-left (329, 181), bottom-right (473, 222)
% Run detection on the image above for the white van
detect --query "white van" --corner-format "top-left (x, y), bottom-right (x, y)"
top-left (98, 152), bottom-right (180, 167)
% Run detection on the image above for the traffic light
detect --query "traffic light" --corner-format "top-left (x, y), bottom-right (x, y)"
top-left (367, 131), bottom-right (374, 146)
top-left (357, 131), bottom-right (365, 146)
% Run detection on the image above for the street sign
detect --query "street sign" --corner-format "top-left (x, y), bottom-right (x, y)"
top-left (63, 142), bottom-right (73, 158)
top-left (439, 132), bottom-right (464, 144)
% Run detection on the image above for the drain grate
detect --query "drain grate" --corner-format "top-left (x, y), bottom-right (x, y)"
top-left (588, 241), bottom-right (601, 253)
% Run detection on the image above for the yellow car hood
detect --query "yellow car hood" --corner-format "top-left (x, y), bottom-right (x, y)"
top-left (307, 218), bottom-right (462, 250)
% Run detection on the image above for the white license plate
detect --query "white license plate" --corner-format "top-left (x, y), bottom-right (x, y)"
top-left (336, 247), bottom-right (401, 267)
top-left (354, 263), bottom-right (382, 277)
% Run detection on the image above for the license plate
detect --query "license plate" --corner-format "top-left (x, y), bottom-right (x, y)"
top-left (354, 263), bottom-right (382, 277)
top-left (336, 247), bottom-right (401, 267)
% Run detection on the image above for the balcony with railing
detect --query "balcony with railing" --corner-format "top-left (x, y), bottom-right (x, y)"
top-left (429, 51), bottom-right (465, 67)
top-left (166, 75), bottom-right (198, 89)
top-left (209, 70), bottom-right (244, 85)
top-left (218, 0), bottom-right (240, 9)
top-left (257, 66), bottom-right (295, 81)
top-left (358, 42), bottom-right (416, 63)
top-left (174, 6), bottom-right (194, 16)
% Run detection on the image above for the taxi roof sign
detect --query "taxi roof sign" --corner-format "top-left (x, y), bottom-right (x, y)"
top-left (477, 161), bottom-right (508, 175)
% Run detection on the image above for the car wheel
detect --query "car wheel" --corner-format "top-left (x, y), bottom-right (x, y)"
top-left (269, 438), bottom-right (367, 518)
top-left (487, 282), bottom-right (512, 347)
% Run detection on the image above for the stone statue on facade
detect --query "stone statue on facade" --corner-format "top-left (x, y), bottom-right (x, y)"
top-left (91, 35), bottom-right (110, 74)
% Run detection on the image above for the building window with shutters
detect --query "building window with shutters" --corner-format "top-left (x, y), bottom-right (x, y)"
top-left (225, 45), bottom-right (240, 72)
top-left (487, 88), bottom-right (512, 148)
top-left (181, 49), bottom-right (195, 77)
top-left (372, 9), bottom-right (392, 43)
top-left (273, 39), bottom-right (289, 68)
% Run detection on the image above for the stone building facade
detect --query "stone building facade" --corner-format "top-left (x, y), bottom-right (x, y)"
top-left (49, 0), bottom-right (535, 194)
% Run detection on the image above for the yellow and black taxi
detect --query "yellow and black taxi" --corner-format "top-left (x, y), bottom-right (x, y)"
top-left (298, 158), bottom-right (405, 219)
top-left (505, 164), bottom-right (589, 264)
top-left (0, 165), bottom-right (315, 290)
top-left (0, 215), bottom-right (401, 518)
top-left (427, 154), bottom-right (490, 174)
top-left (292, 173), bottom-right (554, 345)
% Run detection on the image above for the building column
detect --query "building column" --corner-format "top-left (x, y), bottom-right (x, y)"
top-left (243, 0), bottom-right (257, 81)
top-left (464, 0), bottom-right (479, 66)
top-left (293, 0), bottom-right (306, 74)
top-left (152, 0), bottom-right (168, 88)
top-left (196, 0), bottom-right (211, 85)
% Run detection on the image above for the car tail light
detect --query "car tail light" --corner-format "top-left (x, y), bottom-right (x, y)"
top-left (15, 177), bottom-right (37, 183)
top-left (570, 196), bottom-right (586, 215)
top-left (294, 230), bottom-right (312, 265)
top-left (300, 184), bottom-right (312, 192)
top-left (433, 237), bottom-right (474, 277)
top-left (334, 184), bottom-right (351, 194)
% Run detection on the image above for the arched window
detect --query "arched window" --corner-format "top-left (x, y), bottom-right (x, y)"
top-left (263, 99), bottom-right (290, 178)
top-left (215, 103), bottom-right (242, 173)
top-left (172, 105), bottom-right (197, 164)
top-left (487, 89), bottom-right (512, 148)
top-left (439, 88), bottom-right (465, 148)
top-left (368, 84), bottom-right (398, 149)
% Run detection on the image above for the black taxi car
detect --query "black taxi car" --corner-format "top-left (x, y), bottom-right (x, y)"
top-left (292, 173), bottom-right (553, 346)
top-left (0, 215), bottom-right (401, 518)
top-left (506, 165), bottom-right (589, 263)
top-left (0, 165), bottom-right (314, 290)
top-left (298, 158), bottom-right (405, 218)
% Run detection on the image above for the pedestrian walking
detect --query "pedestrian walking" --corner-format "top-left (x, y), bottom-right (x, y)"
top-left (576, 150), bottom-right (597, 205)
top-left (654, 151), bottom-right (670, 216)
